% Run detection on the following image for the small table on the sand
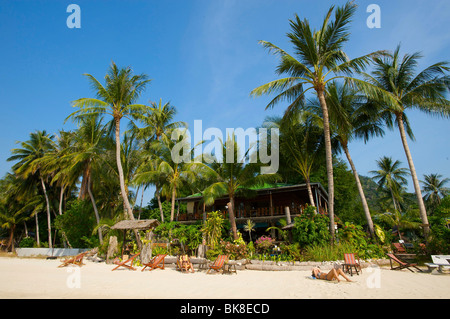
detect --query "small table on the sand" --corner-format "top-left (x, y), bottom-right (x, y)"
top-left (223, 261), bottom-right (237, 274)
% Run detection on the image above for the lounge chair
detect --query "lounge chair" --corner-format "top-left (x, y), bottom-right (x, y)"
top-left (58, 251), bottom-right (88, 268)
top-left (207, 255), bottom-right (228, 274)
top-left (386, 253), bottom-right (423, 272)
top-left (111, 252), bottom-right (140, 271)
top-left (342, 253), bottom-right (362, 276)
top-left (141, 254), bottom-right (167, 272)
top-left (393, 243), bottom-right (407, 254)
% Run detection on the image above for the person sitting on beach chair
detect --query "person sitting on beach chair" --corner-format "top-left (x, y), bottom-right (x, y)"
top-left (311, 267), bottom-right (352, 282)
top-left (179, 255), bottom-right (195, 273)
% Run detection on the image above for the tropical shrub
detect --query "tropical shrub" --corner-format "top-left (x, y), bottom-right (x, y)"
top-left (19, 236), bottom-right (36, 248)
top-left (54, 199), bottom-right (96, 248)
top-left (219, 239), bottom-right (248, 260)
top-left (201, 211), bottom-right (224, 249)
top-left (292, 212), bottom-right (330, 246)
top-left (255, 235), bottom-right (275, 253)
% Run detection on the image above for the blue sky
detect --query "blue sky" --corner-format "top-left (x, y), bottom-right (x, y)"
top-left (1, 0), bottom-right (449, 205)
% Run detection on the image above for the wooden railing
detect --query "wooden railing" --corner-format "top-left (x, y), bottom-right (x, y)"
top-left (177, 205), bottom-right (307, 222)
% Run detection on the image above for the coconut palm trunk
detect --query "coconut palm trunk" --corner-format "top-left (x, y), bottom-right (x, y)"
top-left (396, 113), bottom-right (429, 237)
top-left (170, 185), bottom-right (177, 222)
top-left (40, 177), bottom-right (52, 249)
top-left (155, 186), bottom-right (164, 223)
top-left (305, 177), bottom-right (316, 208)
top-left (227, 195), bottom-right (238, 240)
top-left (114, 117), bottom-right (134, 220)
top-left (317, 89), bottom-right (335, 242)
top-left (342, 142), bottom-right (374, 236)
top-left (87, 175), bottom-right (103, 244)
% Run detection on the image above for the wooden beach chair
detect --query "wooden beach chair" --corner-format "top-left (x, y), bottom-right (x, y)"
top-left (342, 253), bottom-right (362, 276)
top-left (393, 243), bottom-right (407, 254)
top-left (58, 251), bottom-right (88, 268)
top-left (207, 255), bottom-right (228, 274)
top-left (386, 253), bottom-right (423, 272)
top-left (111, 252), bottom-right (140, 271)
top-left (141, 254), bottom-right (167, 272)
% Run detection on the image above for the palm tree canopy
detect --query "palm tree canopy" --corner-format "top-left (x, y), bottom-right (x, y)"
top-left (357, 45), bottom-right (450, 138)
top-left (66, 61), bottom-right (152, 123)
top-left (250, 1), bottom-right (383, 115)
top-left (370, 156), bottom-right (409, 191)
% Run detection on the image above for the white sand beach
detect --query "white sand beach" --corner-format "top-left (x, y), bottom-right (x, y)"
top-left (0, 257), bottom-right (449, 299)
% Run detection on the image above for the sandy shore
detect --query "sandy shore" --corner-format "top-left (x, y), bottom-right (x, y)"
top-left (0, 256), bottom-right (448, 299)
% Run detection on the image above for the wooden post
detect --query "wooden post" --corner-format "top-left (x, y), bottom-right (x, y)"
top-left (106, 236), bottom-right (118, 264)
top-left (285, 206), bottom-right (291, 224)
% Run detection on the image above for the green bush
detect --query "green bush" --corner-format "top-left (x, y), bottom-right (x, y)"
top-left (54, 199), bottom-right (96, 248)
top-left (292, 211), bottom-right (330, 247)
top-left (19, 237), bottom-right (36, 248)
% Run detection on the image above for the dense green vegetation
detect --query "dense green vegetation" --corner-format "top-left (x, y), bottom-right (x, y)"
top-left (1, 2), bottom-right (449, 260)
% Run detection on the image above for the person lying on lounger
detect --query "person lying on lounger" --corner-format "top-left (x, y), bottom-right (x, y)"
top-left (311, 267), bottom-right (352, 282)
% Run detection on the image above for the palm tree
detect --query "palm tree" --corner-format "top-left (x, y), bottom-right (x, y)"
top-left (321, 81), bottom-right (385, 237)
top-left (191, 134), bottom-right (279, 240)
top-left (243, 219), bottom-right (256, 242)
top-left (131, 99), bottom-right (186, 144)
top-left (357, 45), bottom-right (450, 237)
top-left (374, 209), bottom-right (421, 241)
top-left (250, 2), bottom-right (383, 243)
top-left (67, 61), bottom-right (151, 222)
top-left (0, 173), bottom-right (42, 251)
top-left (421, 173), bottom-right (449, 211)
top-left (8, 130), bottom-right (56, 248)
top-left (63, 115), bottom-right (110, 244)
top-left (266, 114), bottom-right (325, 208)
top-left (370, 156), bottom-right (409, 212)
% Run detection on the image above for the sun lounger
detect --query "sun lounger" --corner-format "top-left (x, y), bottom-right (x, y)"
top-left (58, 251), bottom-right (88, 268)
top-left (207, 255), bottom-right (228, 274)
top-left (386, 253), bottom-right (423, 272)
top-left (111, 253), bottom-right (140, 271)
top-left (342, 253), bottom-right (362, 276)
top-left (141, 254), bottom-right (167, 272)
top-left (393, 243), bottom-right (407, 254)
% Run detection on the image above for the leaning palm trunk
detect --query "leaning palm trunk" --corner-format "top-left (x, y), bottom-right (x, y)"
top-left (396, 114), bottom-right (429, 237)
top-left (87, 177), bottom-right (103, 244)
top-left (317, 89), bottom-right (335, 244)
top-left (342, 143), bottom-right (375, 237)
top-left (156, 186), bottom-right (164, 223)
top-left (305, 177), bottom-right (316, 208)
top-left (40, 177), bottom-right (52, 249)
top-left (114, 118), bottom-right (134, 220)
top-left (114, 118), bottom-right (142, 249)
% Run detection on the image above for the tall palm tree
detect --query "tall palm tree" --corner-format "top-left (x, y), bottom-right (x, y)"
top-left (320, 81), bottom-right (385, 237)
top-left (191, 134), bottom-right (279, 240)
top-left (421, 173), bottom-right (449, 211)
top-left (250, 2), bottom-right (383, 243)
top-left (67, 61), bottom-right (151, 222)
top-left (7, 131), bottom-right (56, 248)
top-left (358, 45), bottom-right (450, 237)
top-left (370, 156), bottom-right (409, 213)
top-left (62, 115), bottom-right (110, 244)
